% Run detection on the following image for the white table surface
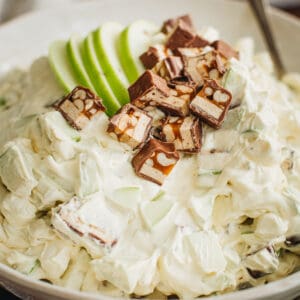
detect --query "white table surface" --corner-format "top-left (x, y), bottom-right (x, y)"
top-left (0, 0), bottom-right (299, 24)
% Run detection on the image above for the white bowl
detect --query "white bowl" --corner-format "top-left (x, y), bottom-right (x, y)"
top-left (0, 0), bottom-right (299, 299)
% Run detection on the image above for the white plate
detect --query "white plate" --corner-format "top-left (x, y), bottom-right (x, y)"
top-left (0, 0), bottom-right (299, 299)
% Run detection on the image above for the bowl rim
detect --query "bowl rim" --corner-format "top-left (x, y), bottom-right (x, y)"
top-left (0, 0), bottom-right (299, 299)
top-left (1, 250), bottom-right (300, 300)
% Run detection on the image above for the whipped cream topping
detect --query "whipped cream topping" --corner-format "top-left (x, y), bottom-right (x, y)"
top-left (0, 30), bottom-right (300, 298)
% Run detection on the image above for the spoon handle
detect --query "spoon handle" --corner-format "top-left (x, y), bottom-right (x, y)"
top-left (248, 0), bottom-right (285, 78)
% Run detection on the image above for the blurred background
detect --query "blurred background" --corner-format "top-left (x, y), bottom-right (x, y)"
top-left (0, 0), bottom-right (299, 24)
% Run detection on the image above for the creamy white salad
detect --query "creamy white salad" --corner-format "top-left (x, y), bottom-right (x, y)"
top-left (1, 17), bottom-right (300, 299)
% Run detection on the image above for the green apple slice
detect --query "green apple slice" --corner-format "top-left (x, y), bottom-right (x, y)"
top-left (117, 20), bottom-right (159, 83)
top-left (49, 40), bottom-right (78, 92)
top-left (82, 32), bottom-right (121, 116)
top-left (94, 23), bottom-right (129, 105)
top-left (66, 34), bottom-right (95, 90)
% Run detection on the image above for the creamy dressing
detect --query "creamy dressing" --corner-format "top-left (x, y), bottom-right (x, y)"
top-left (0, 31), bottom-right (300, 298)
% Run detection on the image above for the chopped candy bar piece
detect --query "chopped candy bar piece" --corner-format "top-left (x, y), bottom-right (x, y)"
top-left (190, 79), bottom-right (232, 129)
top-left (171, 81), bottom-right (197, 99)
top-left (161, 116), bottom-right (202, 153)
top-left (107, 104), bottom-right (152, 149)
top-left (244, 246), bottom-right (279, 279)
top-left (163, 81), bottom-right (197, 116)
top-left (285, 235), bottom-right (300, 250)
top-left (161, 14), bottom-right (195, 34)
top-left (132, 138), bottom-right (179, 185)
top-left (173, 35), bottom-right (209, 57)
top-left (286, 234), bottom-right (300, 247)
top-left (128, 70), bottom-right (170, 109)
top-left (139, 45), bottom-right (171, 69)
top-left (142, 107), bottom-right (165, 139)
top-left (175, 47), bottom-right (204, 58)
top-left (188, 35), bottom-right (209, 48)
top-left (166, 20), bottom-right (196, 50)
top-left (161, 19), bottom-right (177, 35)
top-left (52, 195), bottom-right (127, 257)
top-left (169, 78), bottom-right (198, 96)
top-left (150, 124), bottom-right (164, 140)
top-left (54, 86), bottom-right (105, 130)
top-left (153, 82), bottom-right (196, 117)
top-left (211, 40), bottom-right (239, 59)
top-left (143, 106), bottom-right (166, 125)
top-left (155, 56), bottom-right (184, 81)
top-left (128, 70), bottom-right (190, 116)
top-left (156, 94), bottom-right (190, 117)
top-left (183, 50), bottom-right (226, 85)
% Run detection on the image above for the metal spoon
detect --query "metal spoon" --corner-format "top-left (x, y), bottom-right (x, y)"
top-left (248, 0), bottom-right (286, 78)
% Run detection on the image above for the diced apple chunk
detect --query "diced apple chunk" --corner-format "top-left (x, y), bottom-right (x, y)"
top-left (77, 153), bottom-right (101, 197)
top-left (0, 139), bottom-right (37, 197)
top-left (110, 186), bottom-right (142, 210)
top-left (197, 152), bottom-right (230, 188)
top-left (140, 195), bottom-right (173, 229)
top-left (186, 230), bottom-right (227, 273)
